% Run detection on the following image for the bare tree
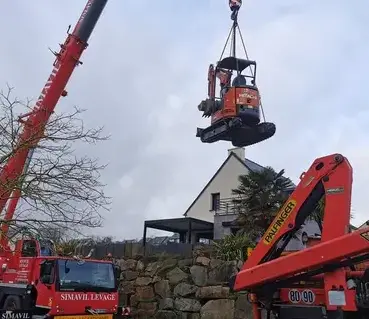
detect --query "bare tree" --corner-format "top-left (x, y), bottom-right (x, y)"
top-left (0, 85), bottom-right (110, 242)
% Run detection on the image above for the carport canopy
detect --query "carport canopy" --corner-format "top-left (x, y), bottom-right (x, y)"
top-left (143, 217), bottom-right (214, 244)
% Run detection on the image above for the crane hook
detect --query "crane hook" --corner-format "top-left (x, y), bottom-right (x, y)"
top-left (229, 0), bottom-right (242, 20)
top-left (229, 0), bottom-right (242, 11)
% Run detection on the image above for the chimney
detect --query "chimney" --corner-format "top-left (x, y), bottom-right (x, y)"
top-left (228, 147), bottom-right (245, 160)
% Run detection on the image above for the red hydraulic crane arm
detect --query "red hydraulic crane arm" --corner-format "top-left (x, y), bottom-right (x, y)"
top-left (239, 153), bottom-right (353, 273)
top-left (235, 227), bottom-right (369, 289)
top-left (232, 153), bottom-right (358, 291)
top-left (234, 227), bottom-right (369, 312)
top-left (0, 0), bottom-right (108, 244)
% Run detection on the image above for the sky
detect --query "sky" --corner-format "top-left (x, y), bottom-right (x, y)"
top-left (1, 0), bottom-right (369, 239)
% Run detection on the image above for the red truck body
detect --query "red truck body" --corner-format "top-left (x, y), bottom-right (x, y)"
top-left (0, 255), bottom-right (118, 315)
top-left (0, 238), bottom-right (120, 317)
top-left (0, 0), bottom-right (128, 317)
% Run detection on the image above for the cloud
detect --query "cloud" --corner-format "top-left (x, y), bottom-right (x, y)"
top-left (0, 0), bottom-right (368, 239)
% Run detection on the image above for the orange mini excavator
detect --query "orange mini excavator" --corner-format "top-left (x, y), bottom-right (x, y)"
top-left (196, 0), bottom-right (276, 147)
top-left (230, 153), bottom-right (369, 319)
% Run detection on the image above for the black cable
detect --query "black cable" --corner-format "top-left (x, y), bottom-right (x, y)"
top-left (219, 25), bottom-right (234, 62)
top-left (218, 4), bottom-right (267, 122)
top-left (236, 24), bottom-right (267, 122)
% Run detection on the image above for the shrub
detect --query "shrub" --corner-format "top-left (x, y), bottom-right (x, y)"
top-left (213, 233), bottom-right (252, 261)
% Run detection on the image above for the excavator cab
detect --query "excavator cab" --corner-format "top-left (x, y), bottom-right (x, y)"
top-left (213, 56), bottom-right (260, 126)
top-left (196, 56), bottom-right (276, 147)
top-left (196, 3), bottom-right (276, 148)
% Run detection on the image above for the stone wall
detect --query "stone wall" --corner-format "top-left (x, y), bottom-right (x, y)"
top-left (117, 256), bottom-right (252, 319)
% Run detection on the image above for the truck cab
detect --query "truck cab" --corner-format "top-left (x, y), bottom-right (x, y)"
top-left (0, 239), bottom-right (120, 317)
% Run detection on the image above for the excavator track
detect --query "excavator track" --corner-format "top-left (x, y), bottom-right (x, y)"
top-left (196, 120), bottom-right (276, 147)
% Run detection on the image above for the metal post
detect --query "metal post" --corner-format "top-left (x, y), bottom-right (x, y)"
top-left (142, 222), bottom-right (147, 255)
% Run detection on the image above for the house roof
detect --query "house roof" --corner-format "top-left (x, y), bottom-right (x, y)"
top-left (244, 158), bottom-right (266, 173)
top-left (183, 152), bottom-right (236, 216)
top-left (183, 152), bottom-right (293, 216)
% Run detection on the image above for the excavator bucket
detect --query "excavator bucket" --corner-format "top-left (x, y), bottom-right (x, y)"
top-left (196, 120), bottom-right (276, 147)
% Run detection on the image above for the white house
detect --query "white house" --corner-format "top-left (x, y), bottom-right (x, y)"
top-left (143, 146), bottom-right (321, 250)
top-left (183, 147), bottom-right (321, 250)
top-left (184, 147), bottom-right (250, 223)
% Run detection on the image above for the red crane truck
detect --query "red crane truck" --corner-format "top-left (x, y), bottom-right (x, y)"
top-left (0, 0), bottom-right (130, 318)
top-left (230, 153), bottom-right (369, 319)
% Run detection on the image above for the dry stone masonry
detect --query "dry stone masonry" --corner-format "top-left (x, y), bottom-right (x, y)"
top-left (116, 255), bottom-right (253, 319)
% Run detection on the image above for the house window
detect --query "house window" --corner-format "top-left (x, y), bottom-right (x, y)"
top-left (211, 193), bottom-right (220, 211)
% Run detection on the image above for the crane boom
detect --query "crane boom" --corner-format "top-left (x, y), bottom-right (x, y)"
top-left (239, 153), bottom-right (352, 270)
top-left (231, 153), bottom-right (369, 318)
top-left (0, 0), bottom-right (108, 247)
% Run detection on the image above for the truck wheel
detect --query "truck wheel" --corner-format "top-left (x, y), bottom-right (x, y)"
top-left (3, 295), bottom-right (22, 310)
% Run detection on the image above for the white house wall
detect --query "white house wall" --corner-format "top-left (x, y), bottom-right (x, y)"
top-left (184, 150), bottom-right (321, 252)
top-left (284, 219), bottom-right (321, 251)
top-left (185, 155), bottom-right (248, 222)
